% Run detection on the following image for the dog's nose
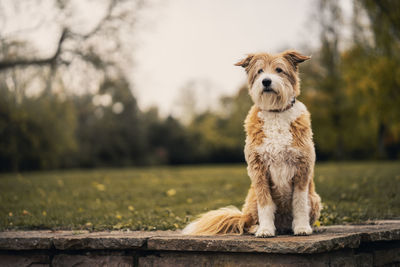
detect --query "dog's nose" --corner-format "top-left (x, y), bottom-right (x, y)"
top-left (262, 78), bottom-right (272, 87)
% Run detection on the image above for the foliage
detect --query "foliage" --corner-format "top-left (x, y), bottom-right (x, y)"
top-left (0, 0), bottom-right (399, 171)
top-left (0, 162), bottom-right (399, 230)
top-left (72, 77), bottom-right (149, 167)
top-left (300, 0), bottom-right (400, 160)
top-left (187, 86), bottom-right (252, 163)
top-left (0, 89), bottom-right (76, 171)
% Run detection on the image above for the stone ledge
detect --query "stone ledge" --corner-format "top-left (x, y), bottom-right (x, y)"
top-left (1, 221), bottom-right (400, 266)
top-left (0, 220), bottom-right (399, 254)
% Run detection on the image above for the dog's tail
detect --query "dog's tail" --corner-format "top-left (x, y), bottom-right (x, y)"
top-left (182, 206), bottom-right (252, 235)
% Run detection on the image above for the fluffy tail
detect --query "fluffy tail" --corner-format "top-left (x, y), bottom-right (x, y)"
top-left (182, 206), bottom-right (252, 235)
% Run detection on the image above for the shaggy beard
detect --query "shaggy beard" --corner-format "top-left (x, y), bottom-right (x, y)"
top-left (251, 78), bottom-right (293, 111)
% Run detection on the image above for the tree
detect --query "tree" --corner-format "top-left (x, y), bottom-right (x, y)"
top-left (0, 0), bottom-right (144, 70)
top-left (342, 0), bottom-right (400, 158)
top-left (301, 0), bottom-right (400, 160)
top-left (315, 0), bottom-right (347, 159)
top-left (0, 87), bottom-right (77, 171)
top-left (0, 0), bottom-right (148, 171)
top-left (73, 75), bottom-right (148, 167)
top-left (187, 86), bottom-right (252, 163)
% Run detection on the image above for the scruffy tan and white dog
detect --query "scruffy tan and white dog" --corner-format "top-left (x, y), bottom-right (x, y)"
top-left (182, 50), bottom-right (321, 237)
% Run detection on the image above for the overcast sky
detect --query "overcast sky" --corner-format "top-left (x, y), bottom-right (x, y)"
top-left (133, 0), bottom-right (322, 117)
top-left (2, 0), bottom-right (336, 117)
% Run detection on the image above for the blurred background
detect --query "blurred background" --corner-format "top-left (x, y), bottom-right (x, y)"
top-left (1, 0), bottom-right (399, 172)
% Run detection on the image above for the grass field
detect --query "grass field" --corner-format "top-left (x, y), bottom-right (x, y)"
top-left (0, 162), bottom-right (399, 231)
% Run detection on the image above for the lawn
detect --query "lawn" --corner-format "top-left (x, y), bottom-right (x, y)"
top-left (0, 162), bottom-right (399, 231)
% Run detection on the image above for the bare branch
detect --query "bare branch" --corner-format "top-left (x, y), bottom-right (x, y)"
top-left (0, 28), bottom-right (68, 71)
top-left (69, 0), bottom-right (117, 40)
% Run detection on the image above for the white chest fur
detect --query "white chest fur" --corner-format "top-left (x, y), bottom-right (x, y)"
top-left (255, 101), bottom-right (306, 195)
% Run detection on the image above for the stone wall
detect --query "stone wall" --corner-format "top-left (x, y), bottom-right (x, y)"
top-left (0, 220), bottom-right (399, 266)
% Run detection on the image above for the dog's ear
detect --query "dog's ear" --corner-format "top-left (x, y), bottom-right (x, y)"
top-left (283, 50), bottom-right (310, 67)
top-left (234, 54), bottom-right (254, 68)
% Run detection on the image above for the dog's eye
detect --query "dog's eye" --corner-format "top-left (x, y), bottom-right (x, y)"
top-left (257, 69), bottom-right (264, 74)
top-left (275, 67), bottom-right (283, 73)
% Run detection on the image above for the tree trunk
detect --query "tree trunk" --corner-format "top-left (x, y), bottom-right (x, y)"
top-left (377, 122), bottom-right (387, 159)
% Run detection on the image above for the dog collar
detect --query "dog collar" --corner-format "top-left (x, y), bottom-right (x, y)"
top-left (268, 98), bottom-right (296, 113)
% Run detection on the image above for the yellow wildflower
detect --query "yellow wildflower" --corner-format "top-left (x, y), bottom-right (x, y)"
top-left (92, 182), bottom-right (106, 191)
top-left (166, 189), bottom-right (176, 197)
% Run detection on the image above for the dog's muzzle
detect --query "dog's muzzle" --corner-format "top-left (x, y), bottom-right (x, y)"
top-left (263, 87), bottom-right (276, 93)
top-left (262, 78), bottom-right (276, 94)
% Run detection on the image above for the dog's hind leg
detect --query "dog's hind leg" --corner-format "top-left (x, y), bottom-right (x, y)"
top-left (308, 180), bottom-right (322, 225)
top-left (241, 185), bottom-right (258, 232)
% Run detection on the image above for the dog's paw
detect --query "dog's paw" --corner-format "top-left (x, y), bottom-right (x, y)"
top-left (293, 224), bottom-right (313, 236)
top-left (248, 224), bottom-right (258, 234)
top-left (255, 226), bottom-right (275, 238)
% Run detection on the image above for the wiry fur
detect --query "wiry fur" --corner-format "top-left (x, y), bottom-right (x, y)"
top-left (182, 50), bottom-right (321, 237)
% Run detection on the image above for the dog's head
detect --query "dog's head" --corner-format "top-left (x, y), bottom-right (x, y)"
top-left (235, 50), bottom-right (310, 111)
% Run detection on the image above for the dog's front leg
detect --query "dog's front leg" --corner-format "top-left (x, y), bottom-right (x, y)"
top-left (247, 157), bottom-right (276, 237)
top-left (255, 194), bottom-right (276, 237)
top-left (292, 167), bottom-right (313, 235)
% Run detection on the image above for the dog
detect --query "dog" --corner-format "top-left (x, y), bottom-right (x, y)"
top-left (182, 50), bottom-right (321, 237)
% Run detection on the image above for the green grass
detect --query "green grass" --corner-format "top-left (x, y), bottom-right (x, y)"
top-left (0, 162), bottom-right (399, 231)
